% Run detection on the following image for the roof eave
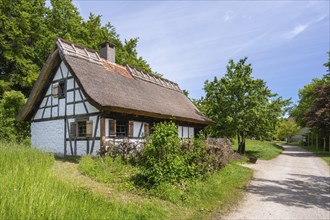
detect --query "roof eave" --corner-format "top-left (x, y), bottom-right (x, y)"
top-left (16, 48), bottom-right (61, 122)
top-left (103, 106), bottom-right (212, 126)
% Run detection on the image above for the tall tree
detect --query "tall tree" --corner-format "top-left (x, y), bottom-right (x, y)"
top-left (291, 52), bottom-right (330, 128)
top-left (0, 0), bottom-right (50, 97)
top-left (303, 81), bottom-right (330, 133)
top-left (203, 58), bottom-right (288, 154)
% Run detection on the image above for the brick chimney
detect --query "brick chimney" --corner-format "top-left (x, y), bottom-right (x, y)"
top-left (99, 42), bottom-right (116, 63)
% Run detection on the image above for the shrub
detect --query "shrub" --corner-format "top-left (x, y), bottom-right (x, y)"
top-left (0, 90), bottom-right (30, 143)
top-left (140, 121), bottom-right (188, 186)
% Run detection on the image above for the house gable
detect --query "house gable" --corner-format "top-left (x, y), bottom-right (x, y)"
top-left (32, 61), bottom-right (98, 122)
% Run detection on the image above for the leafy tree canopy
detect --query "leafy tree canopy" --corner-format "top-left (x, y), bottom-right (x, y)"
top-left (202, 58), bottom-right (289, 154)
top-left (0, 0), bottom-right (155, 98)
top-left (291, 52), bottom-right (330, 130)
top-left (276, 118), bottom-right (300, 142)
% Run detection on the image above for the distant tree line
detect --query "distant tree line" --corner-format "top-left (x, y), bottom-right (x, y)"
top-left (290, 52), bottom-right (330, 149)
top-left (0, 0), bottom-right (155, 142)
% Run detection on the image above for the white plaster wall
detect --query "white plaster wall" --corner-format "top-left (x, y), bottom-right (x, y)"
top-left (46, 86), bottom-right (51, 96)
top-left (31, 119), bottom-right (64, 155)
top-left (75, 103), bottom-right (85, 114)
top-left (61, 62), bottom-right (68, 76)
top-left (40, 98), bottom-right (47, 107)
top-left (86, 102), bottom-right (98, 113)
top-left (66, 140), bottom-right (99, 156)
top-left (67, 91), bottom-right (74, 103)
top-left (66, 104), bottom-right (73, 115)
top-left (66, 78), bottom-right (74, 89)
top-left (53, 65), bottom-right (63, 81)
top-left (44, 108), bottom-right (51, 118)
top-left (58, 99), bottom-right (65, 116)
top-left (34, 109), bottom-right (43, 120)
top-left (52, 107), bottom-right (58, 117)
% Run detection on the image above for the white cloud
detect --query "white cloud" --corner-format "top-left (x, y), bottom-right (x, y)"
top-left (285, 24), bottom-right (309, 39)
top-left (223, 11), bottom-right (234, 22)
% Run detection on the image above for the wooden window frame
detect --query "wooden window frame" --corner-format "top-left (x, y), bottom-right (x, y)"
top-left (70, 118), bottom-right (93, 139)
top-left (58, 80), bottom-right (66, 99)
top-left (116, 120), bottom-right (128, 137)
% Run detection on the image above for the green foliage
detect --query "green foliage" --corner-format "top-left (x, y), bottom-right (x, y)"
top-left (0, 0), bottom-right (160, 143)
top-left (291, 52), bottom-right (330, 129)
top-left (0, 91), bottom-right (29, 143)
top-left (0, 141), bottom-right (167, 219)
top-left (276, 118), bottom-right (300, 142)
top-left (202, 58), bottom-right (289, 154)
top-left (138, 122), bottom-right (237, 187)
top-left (140, 121), bottom-right (188, 185)
top-left (290, 78), bottom-right (325, 127)
top-left (290, 53), bottom-right (330, 149)
top-left (0, 0), bottom-right (156, 96)
top-left (78, 150), bottom-right (253, 218)
top-left (78, 156), bottom-right (138, 190)
top-left (303, 81), bottom-right (330, 132)
top-left (0, 0), bottom-right (49, 96)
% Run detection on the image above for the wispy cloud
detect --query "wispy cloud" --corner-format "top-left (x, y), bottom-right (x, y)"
top-left (77, 1), bottom-right (329, 101)
top-left (223, 11), bottom-right (234, 22)
top-left (283, 14), bottom-right (327, 39)
top-left (285, 24), bottom-right (309, 39)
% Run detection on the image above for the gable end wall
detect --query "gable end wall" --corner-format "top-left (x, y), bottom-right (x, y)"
top-left (31, 61), bottom-right (100, 156)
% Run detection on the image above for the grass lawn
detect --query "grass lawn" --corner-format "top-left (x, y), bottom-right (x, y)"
top-left (0, 141), bottom-right (253, 219)
top-left (78, 156), bottom-right (253, 219)
top-left (232, 139), bottom-right (283, 160)
top-left (0, 142), bottom-right (175, 219)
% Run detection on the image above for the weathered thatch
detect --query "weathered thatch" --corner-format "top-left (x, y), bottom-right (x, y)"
top-left (17, 38), bottom-right (212, 125)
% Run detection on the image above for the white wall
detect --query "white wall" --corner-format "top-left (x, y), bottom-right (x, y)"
top-left (31, 119), bottom-right (64, 155)
top-left (33, 61), bottom-right (99, 121)
top-left (31, 61), bottom-right (101, 156)
top-left (65, 140), bottom-right (100, 156)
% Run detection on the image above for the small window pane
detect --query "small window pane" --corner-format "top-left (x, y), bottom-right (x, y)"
top-left (116, 121), bottom-right (127, 137)
top-left (58, 80), bottom-right (66, 98)
top-left (78, 121), bottom-right (86, 137)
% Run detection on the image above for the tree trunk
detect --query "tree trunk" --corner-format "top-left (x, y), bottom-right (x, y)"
top-left (237, 132), bottom-right (246, 154)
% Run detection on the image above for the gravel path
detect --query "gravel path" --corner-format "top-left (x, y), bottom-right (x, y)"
top-left (222, 145), bottom-right (330, 220)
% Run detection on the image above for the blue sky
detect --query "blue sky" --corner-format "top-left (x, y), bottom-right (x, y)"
top-left (73, 0), bottom-right (329, 104)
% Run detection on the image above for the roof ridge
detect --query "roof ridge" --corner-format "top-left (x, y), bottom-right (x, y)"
top-left (56, 38), bottom-right (102, 64)
top-left (125, 64), bottom-right (181, 92)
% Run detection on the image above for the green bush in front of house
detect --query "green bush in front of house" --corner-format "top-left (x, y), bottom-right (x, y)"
top-left (138, 121), bottom-right (213, 186)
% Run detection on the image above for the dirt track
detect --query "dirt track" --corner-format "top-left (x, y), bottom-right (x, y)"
top-left (222, 145), bottom-right (330, 220)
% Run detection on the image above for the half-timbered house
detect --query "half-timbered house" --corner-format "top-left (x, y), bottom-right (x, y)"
top-left (16, 38), bottom-right (212, 156)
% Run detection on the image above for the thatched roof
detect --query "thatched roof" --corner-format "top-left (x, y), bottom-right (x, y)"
top-left (17, 38), bottom-right (212, 125)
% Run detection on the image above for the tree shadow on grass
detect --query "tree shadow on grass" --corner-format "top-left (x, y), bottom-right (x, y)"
top-left (247, 174), bottom-right (330, 210)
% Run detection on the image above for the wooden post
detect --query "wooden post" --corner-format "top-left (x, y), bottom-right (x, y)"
top-left (323, 137), bottom-right (326, 152)
top-left (100, 116), bottom-right (106, 148)
top-left (316, 134), bottom-right (318, 150)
